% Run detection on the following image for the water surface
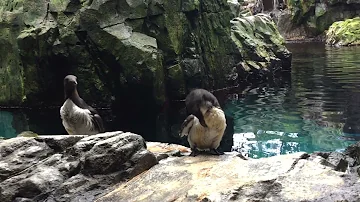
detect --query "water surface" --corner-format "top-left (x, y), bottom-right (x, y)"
top-left (225, 43), bottom-right (360, 158)
top-left (1, 43), bottom-right (360, 160)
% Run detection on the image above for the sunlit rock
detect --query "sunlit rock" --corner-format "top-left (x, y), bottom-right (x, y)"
top-left (326, 17), bottom-right (360, 47)
top-left (97, 151), bottom-right (360, 202)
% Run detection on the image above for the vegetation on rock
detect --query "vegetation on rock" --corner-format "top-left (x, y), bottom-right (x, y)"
top-left (326, 17), bottom-right (360, 46)
top-left (0, 0), bottom-right (291, 139)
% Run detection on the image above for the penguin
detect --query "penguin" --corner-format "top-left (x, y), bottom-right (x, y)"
top-left (180, 100), bottom-right (227, 156)
top-left (185, 89), bottom-right (221, 128)
top-left (60, 75), bottom-right (105, 135)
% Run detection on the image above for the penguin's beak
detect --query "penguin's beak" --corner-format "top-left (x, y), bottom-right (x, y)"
top-left (204, 101), bottom-right (213, 111)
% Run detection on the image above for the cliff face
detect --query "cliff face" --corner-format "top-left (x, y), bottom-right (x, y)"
top-left (240, 0), bottom-right (360, 40)
top-left (0, 0), bottom-right (291, 138)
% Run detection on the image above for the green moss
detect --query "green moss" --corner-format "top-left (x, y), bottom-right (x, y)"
top-left (0, 0), bottom-right (24, 14)
top-left (287, 0), bottom-right (315, 24)
top-left (0, 25), bottom-right (24, 105)
top-left (181, 0), bottom-right (200, 11)
top-left (49, 0), bottom-right (69, 12)
top-left (231, 14), bottom-right (287, 72)
top-left (326, 17), bottom-right (360, 46)
top-left (164, 12), bottom-right (187, 55)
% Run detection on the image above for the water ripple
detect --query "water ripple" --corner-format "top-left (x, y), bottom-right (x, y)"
top-left (226, 42), bottom-right (360, 158)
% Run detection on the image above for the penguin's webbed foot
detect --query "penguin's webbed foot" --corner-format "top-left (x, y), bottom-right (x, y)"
top-left (210, 148), bottom-right (225, 155)
top-left (190, 148), bottom-right (200, 157)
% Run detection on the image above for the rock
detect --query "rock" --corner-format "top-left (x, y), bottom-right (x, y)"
top-left (0, 132), bottom-right (158, 202)
top-left (17, 131), bottom-right (38, 137)
top-left (327, 152), bottom-right (349, 172)
top-left (0, 0), bottom-right (289, 136)
top-left (71, 131), bottom-right (158, 176)
top-left (269, 1), bottom-right (360, 41)
top-left (230, 13), bottom-right (292, 82)
top-left (35, 135), bottom-right (87, 152)
top-left (0, 137), bottom-right (54, 181)
top-left (97, 152), bottom-right (360, 202)
top-left (344, 141), bottom-right (360, 165)
top-left (1, 167), bottom-right (64, 201)
top-left (0, 0), bottom-right (293, 140)
top-left (326, 17), bottom-right (360, 46)
top-left (146, 142), bottom-right (191, 161)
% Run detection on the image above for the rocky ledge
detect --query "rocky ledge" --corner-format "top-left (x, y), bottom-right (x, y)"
top-left (1, 133), bottom-right (360, 202)
top-left (0, 132), bottom-right (157, 202)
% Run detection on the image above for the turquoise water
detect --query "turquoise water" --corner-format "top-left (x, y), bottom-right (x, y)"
top-left (2, 43), bottom-right (360, 160)
top-left (224, 43), bottom-right (360, 158)
top-left (0, 111), bottom-right (18, 138)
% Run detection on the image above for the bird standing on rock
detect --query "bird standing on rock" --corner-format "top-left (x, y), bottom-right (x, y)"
top-left (180, 89), bottom-right (227, 156)
top-left (60, 75), bottom-right (105, 135)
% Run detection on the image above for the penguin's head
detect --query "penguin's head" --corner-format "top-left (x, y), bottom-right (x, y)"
top-left (200, 101), bottom-right (213, 115)
top-left (64, 75), bottom-right (78, 99)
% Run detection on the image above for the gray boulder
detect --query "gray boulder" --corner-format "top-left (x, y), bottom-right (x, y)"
top-left (0, 132), bottom-right (157, 202)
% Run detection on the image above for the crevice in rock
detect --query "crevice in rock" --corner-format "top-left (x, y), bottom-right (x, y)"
top-left (229, 178), bottom-right (282, 200)
top-left (286, 153), bottom-right (310, 173)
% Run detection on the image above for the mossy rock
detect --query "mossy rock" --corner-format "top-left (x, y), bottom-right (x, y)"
top-left (326, 17), bottom-right (360, 46)
top-left (287, 0), bottom-right (316, 24)
top-left (231, 14), bottom-right (291, 74)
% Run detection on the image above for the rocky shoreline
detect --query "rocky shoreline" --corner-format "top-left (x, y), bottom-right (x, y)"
top-left (1, 132), bottom-right (360, 202)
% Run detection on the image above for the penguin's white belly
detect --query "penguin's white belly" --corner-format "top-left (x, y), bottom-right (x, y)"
top-left (188, 127), bottom-right (220, 150)
top-left (60, 99), bottom-right (97, 135)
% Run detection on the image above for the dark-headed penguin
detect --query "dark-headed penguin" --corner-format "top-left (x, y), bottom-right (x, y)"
top-left (180, 89), bottom-right (226, 156)
top-left (60, 75), bottom-right (105, 135)
top-left (185, 88), bottom-right (221, 128)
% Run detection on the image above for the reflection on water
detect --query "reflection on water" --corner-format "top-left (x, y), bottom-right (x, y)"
top-left (2, 43), bottom-right (360, 160)
top-left (225, 43), bottom-right (360, 158)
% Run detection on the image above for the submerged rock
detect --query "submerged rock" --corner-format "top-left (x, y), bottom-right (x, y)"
top-left (326, 17), bottom-right (360, 46)
top-left (0, 132), bottom-right (157, 202)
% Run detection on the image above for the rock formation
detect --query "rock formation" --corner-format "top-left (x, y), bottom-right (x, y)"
top-left (0, 0), bottom-right (291, 140)
top-left (0, 132), bottom-right (157, 202)
top-left (326, 17), bottom-right (360, 46)
top-left (1, 134), bottom-right (360, 202)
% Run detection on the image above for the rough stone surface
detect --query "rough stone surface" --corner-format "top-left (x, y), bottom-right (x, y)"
top-left (146, 141), bottom-right (191, 161)
top-left (0, 0), bottom-right (291, 107)
top-left (0, 137), bottom-right (54, 181)
top-left (0, 0), bottom-right (292, 144)
top-left (35, 135), bottom-right (87, 152)
top-left (0, 132), bottom-right (157, 202)
top-left (2, 138), bottom-right (360, 201)
top-left (97, 151), bottom-right (360, 202)
top-left (231, 13), bottom-right (292, 81)
top-left (239, 0), bottom-right (360, 41)
top-left (326, 17), bottom-right (360, 46)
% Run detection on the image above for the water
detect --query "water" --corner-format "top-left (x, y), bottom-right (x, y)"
top-left (1, 42), bottom-right (360, 160)
top-left (224, 42), bottom-right (360, 158)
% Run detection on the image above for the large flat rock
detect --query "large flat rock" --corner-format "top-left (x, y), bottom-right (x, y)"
top-left (97, 152), bottom-right (360, 202)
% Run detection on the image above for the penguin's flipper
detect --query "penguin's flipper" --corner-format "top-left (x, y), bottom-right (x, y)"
top-left (179, 114), bottom-right (195, 137)
top-left (92, 113), bottom-right (105, 133)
